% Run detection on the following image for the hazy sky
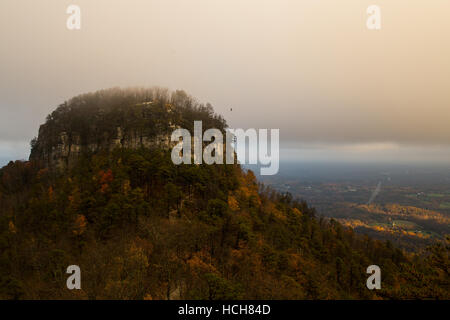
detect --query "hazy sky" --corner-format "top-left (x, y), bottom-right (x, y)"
top-left (1, 0), bottom-right (449, 165)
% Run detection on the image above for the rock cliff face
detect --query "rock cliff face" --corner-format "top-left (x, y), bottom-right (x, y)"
top-left (31, 125), bottom-right (174, 169)
top-left (29, 88), bottom-right (226, 170)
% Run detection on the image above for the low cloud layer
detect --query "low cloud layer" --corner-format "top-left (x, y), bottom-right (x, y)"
top-left (1, 0), bottom-right (449, 165)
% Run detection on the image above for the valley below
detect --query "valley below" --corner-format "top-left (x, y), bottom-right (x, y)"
top-left (258, 162), bottom-right (450, 251)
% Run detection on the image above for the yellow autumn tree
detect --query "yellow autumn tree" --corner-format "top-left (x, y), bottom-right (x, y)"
top-left (72, 214), bottom-right (87, 236)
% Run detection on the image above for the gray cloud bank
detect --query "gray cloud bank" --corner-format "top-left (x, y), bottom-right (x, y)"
top-left (1, 0), bottom-right (449, 165)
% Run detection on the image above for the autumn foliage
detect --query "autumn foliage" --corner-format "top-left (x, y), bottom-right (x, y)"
top-left (0, 150), bottom-right (448, 300)
top-left (0, 88), bottom-right (448, 299)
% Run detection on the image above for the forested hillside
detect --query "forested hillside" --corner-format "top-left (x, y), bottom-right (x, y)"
top-left (0, 88), bottom-right (448, 299)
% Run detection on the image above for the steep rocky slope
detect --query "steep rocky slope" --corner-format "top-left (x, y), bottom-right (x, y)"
top-left (30, 87), bottom-right (225, 169)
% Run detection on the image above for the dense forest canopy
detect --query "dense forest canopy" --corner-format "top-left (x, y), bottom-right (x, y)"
top-left (30, 87), bottom-right (226, 168)
top-left (0, 88), bottom-right (448, 299)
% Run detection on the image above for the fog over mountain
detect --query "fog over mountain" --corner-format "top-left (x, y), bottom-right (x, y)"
top-left (1, 0), bottom-right (450, 166)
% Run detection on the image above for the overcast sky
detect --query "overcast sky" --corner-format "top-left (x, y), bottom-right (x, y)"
top-left (1, 0), bottom-right (449, 166)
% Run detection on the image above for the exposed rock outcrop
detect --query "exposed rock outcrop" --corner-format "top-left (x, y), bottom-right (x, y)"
top-left (29, 88), bottom-right (226, 170)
